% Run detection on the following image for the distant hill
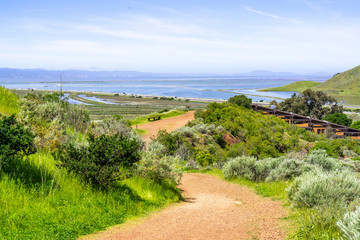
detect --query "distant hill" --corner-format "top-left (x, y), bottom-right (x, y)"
top-left (238, 70), bottom-right (302, 77)
top-left (0, 68), bottom-right (331, 79)
top-left (260, 65), bottom-right (360, 97)
top-left (315, 65), bottom-right (360, 96)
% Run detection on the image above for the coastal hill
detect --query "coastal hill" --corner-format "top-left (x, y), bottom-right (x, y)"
top-left (261, 65), bottom-right (360, 97)
top-left (315, 65), bottom-right (360, 96)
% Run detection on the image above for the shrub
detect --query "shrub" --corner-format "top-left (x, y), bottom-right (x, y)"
top-left (311, 139), bottom-right (360, 158)
top-left (324, 113), bottom-right (352, 126)
top-left (287, 169), bottom-right (360, 208)
top-left (338, 206), bottom-right (360, 240)
top-left (56, 133), bottom-right (142, 187)
top-left (18, 94), bottom-right (90, 133)
top-left (0, 87), bottom-right (19, 115)
top-left (223, 156), bottom-right (257, 180)
top-left (304, 149), bottom-right (354, 172)
top-left (351, 121), bottom-right (360, 130)
top-left (195, 149), bottom-right (215, 166)
top-left (135, 146), bottom-right (182, 184)
top-left (0, 114), bottom-right (36, 171)
top-left (88, 116), bottom-right (144, 149)
top-left (265, 158), bottom-right (311, 182)
top-left (155, 130), bottom-right (186, 155)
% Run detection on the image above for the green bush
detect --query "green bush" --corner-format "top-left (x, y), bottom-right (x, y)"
top-left (223, 156), bottom-right (258, 180)
top-left (304, 149), bottom-right (354, 172)
top-left (287, 169), bottom-right (360, 208)
top-left (195, 149), bottom-right (215, 166)
top-left (18, 94), bottom-right (90, 133)
top-left (228, 94), bottom-right (252, 109)
top-left (155, 130), bottom-right (186, 155)
top-left (311, 139), bottom-right (360, 158)
top-left (223, 150), bottom-right (356, 183)
top-left (351, 121), bottom-right (360, 130)
top-left (135, 150), bottom-right (182, 184)
top-left (338, 206), bottom-right (360, 240)
top-left (88, 116), bottom-right (144, 149)
top-left (324, 112), bottom-right (352, 126)
top-left (56, 133), bottom-right (142, 187)
top-left (0, 114), bottom-right (36, 170)
top-left (265, 158), bottom-right (310, 182)
top-left (0, 87), bottom-right (19, 115)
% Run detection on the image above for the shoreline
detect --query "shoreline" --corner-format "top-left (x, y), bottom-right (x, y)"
top-left (9, 87), bottom-right (231, 103)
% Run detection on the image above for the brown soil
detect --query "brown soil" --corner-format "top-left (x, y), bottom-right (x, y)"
top-left (81, 173), bottom-right (288, 240)
top-left (134, 111), bottom-right (195, 142)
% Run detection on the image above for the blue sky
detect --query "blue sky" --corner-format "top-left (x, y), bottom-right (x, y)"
top-left (1, 0), bottom-right (360, 74)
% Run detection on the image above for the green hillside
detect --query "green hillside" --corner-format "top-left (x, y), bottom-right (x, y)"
top-left (260, 81), bottom-right (321, 92)
top-left (315, 65), bottom-right (360, 97)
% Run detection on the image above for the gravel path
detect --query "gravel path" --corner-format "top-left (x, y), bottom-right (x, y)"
top-left (134, 111), bottom-right (195, 142)
top-left (82, 173), bottom-right (287, 240)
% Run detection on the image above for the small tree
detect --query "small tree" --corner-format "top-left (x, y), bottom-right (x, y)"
top-left (228, 95), bottom-right (252, 109)
top-left (271, 89), bottom-right (342, 119)
top-left (324, 113), bottom-right (352, 126)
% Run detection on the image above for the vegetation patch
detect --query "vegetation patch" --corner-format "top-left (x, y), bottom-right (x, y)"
top-left (0, 87), bottom-right (19, 115)
top-left (130, 109), bottom-right (188, 125)
top-left (260, 81), bottom-right (321, 92)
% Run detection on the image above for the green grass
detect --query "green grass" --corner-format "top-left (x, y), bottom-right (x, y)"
top-left (260, 81), bottom-right (321, 93)
top-left (0, 152), bottom-right (181, 239)
top-left (315, 65), bottom-right (360, 97)
top-left (0, 87), bottom-right (19, 115)
top-left (130, 110), bottom-right (188, 125)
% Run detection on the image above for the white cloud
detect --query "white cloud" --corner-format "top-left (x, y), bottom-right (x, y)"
top-left (243, 5), bottom-right (303, 24)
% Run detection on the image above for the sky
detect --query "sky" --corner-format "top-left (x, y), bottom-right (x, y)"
top-left (1, 0), bottom-right (360, 74)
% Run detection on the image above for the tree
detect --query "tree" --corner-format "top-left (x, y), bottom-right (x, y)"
top-left (271, 89), bottom-right (342, 119)
top-left (350, 121), bottom-right (360, 130)
top-left (323, 113), bottom-right (352, 126)
top-left (228, 95), bottom-right (252, 109)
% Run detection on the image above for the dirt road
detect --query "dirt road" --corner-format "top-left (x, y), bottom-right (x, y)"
top-left (135, 111), bottom-right (195, 142)
top-left (82, 173), bottom-right (287, 240)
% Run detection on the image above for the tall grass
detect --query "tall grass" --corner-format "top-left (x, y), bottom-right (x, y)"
top-left (0, 87), bottom-right (19, 115)
top-left (0, 152), bottom-right (181, 239)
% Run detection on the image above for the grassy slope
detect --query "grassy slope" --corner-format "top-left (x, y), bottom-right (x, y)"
top-left (315, 65), bottom-right (360, 97)
top-left (0, 88), bottom-right (182, 239)
top-left (0, 152), bottom-right (181, 239)
top-left (261, 65), bottom-right (360, 98)
top-left (260, 81), bottom-right (321, 93)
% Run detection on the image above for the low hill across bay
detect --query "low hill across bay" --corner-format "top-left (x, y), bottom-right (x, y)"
top-left (261, 65), bottom-right (360, 97)
top-left (315, 65), bottom-right (360, 97)
top-left (260, 81), bottom-right (321, 92)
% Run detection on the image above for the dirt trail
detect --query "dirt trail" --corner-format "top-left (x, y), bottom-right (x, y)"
top-left (134, 111), bottom-right (195, 142)
top-left (82, 173), bottom-right (287, 240)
